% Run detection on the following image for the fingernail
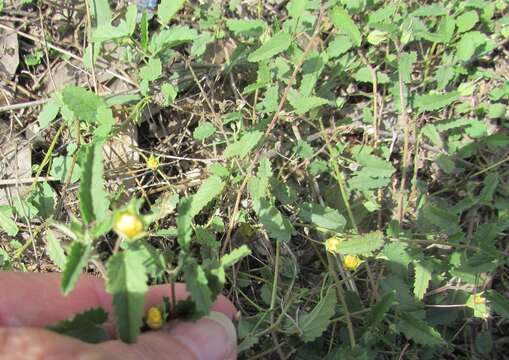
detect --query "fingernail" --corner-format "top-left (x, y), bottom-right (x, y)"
top-left (167, 311), bottom-right (237, 360)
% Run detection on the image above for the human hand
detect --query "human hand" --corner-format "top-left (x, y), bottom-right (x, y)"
top-left (0, 272), bottom-right (237, 359)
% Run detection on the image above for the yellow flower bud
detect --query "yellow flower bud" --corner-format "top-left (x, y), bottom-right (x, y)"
top-left (113, 212), bottom-right (144, 240)
top-left (343, 255), bottom-right (361, 271)
top-left (325, 237), bottom-right (341, 254)
top-left (146, 155), bottom-right (159, 171)
top-left (146, 307), bottom-right (164, 330)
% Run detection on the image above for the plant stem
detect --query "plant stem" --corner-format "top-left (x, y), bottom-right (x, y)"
top-left (326, 252), bottom-right (356, 348)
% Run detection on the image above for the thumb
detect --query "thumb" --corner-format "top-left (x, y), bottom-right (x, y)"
top-left (101, 311), bottom-right (237, 360)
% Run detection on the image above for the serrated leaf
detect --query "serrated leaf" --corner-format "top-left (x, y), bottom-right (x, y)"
top-left (46, 230), bottom-right (66, 271)
top-left (336, 231), bottom-right (384, 256)
top-left (248, 32), bottom-right (292, 62)
top-left (413, 262), bottom-right (431, 300)
top-left (410, 4), bottom-right (446, 17)
top-left (191, 32), bottom-right (214, 57)
top-left (330, 6), bottom-right (362, 47)
top-left (221, 245), bottom-right (251, 268)
top-left (79, 141), bottom-right (109, 224)
top-left (455, 31), bottom-right (490, 62)
top-left (149, 26), bottom-right (198, 55)
top-left (367, 291), bottom-right (395, 328)
top-left (106, 250), bottom-right (148, 344)
top-left (437, 17), bottom-right (455, 43)
top-left (415, 91), bottom-right (460, 114)
top-left (457, 10), bottom-right (479, 33)
top-left (399, 52), bottom-right (417, 84)
top-left (183, 259), bottom-right (213, 315)
top-left (129, 241), bottom-right (166, 278)
top-left (38, 98), bottom-right (60, 129)
top-left (224, 131), bottom-right (263, 159)
top-left (177, 176), bottom-right (225, 249)
top-left (353, 67), bottom-right (390, 84)
top-left (157, 0), bottom-right (185, 26)
top-left (486, 290), bottom-right (509, 319)
top-left (47, 307), bottom-right (108, 344)
top-left (397, 313), bottom-right (445, 346)
top-left (287, 89), bottom-right (328, 115)
top-left (190, 175), bottom-right (225, 216)
top-left (297, 288), bottom-right (337, 342)
top-left (257, 198), bottom-right (293, 242)
top-left (88, 0), bottom-right (111, 28)
top-left (32, 182), bottom-right (55, 219)
top-left (160, 82), bottom-right (177, 106)
top-left (299, 203), bottom-right (346, 232)
top-left (61, 242), bottom-right (92, 296)
top-left (62, 86), bottom-right (104, 123)
top-left (193, 122), bottom-right (216, 140)
top-left (226, 19), bottom-right (266, 37)
top-left (287, 0), bottom-right (306, 19)
top-left (368, 4), bottom-right (397, 24)
top-left (139, 57), bottom-right (162, 83)
top-left (0, 206), bottom-right (18, 236)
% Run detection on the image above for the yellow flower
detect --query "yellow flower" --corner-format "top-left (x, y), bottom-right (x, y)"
top-left (325, 237), bottom-right (342, 254)
top-left (113, 212), bottom-right (144, 240)
top-left (146, 155), bottom-right (159, 171)
top-left (343, 255), bottom-right (361, 271)
top-left (146, 307), bottom-right (164, 330)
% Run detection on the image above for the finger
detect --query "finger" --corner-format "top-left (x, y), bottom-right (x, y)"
top-left (98, 311), bottom-right (237, 360)
top-left (0, 272), bottom-right (236, 328)
top-left (0, 326), bottom-right (102, 360)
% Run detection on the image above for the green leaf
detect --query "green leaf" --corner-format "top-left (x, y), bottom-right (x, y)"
top-left (297, 288), bottom-right (337, 342)
top-left (397, 313), bottom-right (445, 346)
top-left (189, 175), bottom-right (225, 216)
top-left (0, 205), bottom-right (18, 236)
top-left (224, 131), bottom-right (263, 159)
top-left (61, 86), bottom-right (105, 123)
top-left (61, 242), bottom-right (92, 296)
top-left (353, 67), bottom-right (390, 84)
top-left (287, 89), bottom-right (328, 115)
top-left (330, 6), bottom-right (362, 47)
top-left (410, 4), bottom-right (446, 17)
top-left (399, 52), bottom-right (417, 84)
top-left (457, 10), bottom-right (479, 33)
top-left (139, 57), bottom-right (162, 83)
top-left (221, 245), bottom-right (251, 268)
top-left (160, 83), bottom-right (177, 106)
top-left (368, 4), bottom-right (397, 24)
top-left (479, 172), bottom-right (498, 204)
top-left (46, 230), bottom-right (67, 271)
top-left (248, 32), bottom-right (292, 62)
top-left (182, 258), bottom-right (213, 315)
top-left (413, 262), bottom-right (431, 300)
top-left (32, 182), bottom-right (55, 219)
top-left (487, 103), bottom-right (507, 119)
top-left (106, 250), bottom-right (148, 344)
top-left (326, 35), bottom-right (353, 58)
top-left (38, 98), bottom-right (60, 129)
top-left (420, 202), bottom-right (461, 235)
top-left (299, 203), bottom-right (346, 232)
top-left (157, 0), bottom-right (185, 26)
top-left (486, 290), bottom-right (509, 319)
top-left (226, 19), bottom-right (266, 37)
top-left (79, 141), bottom-right (109, 224)
top-left (455, 31), bottom-right (490, 62)
top-left (177, 176), bottom-right (225, 249)
top-left (129, 241), bottom-right (166, 279)
top-left (257, 198), bottom-right (293, 242)
top-left (149, 26), bottom-right (198, 55)
top-left (88, 0), bottom-right (112, 28)
top-left (191, 32), bottom-right (214, 57)
top-left (415, 91), bottom-right (460, 114)
top-left (50, 155), bottom-right (80, 183)
top-left (47, 307), bottom-right (108, 344)
top-left (193, 122), bottom-right (216, 140)
top-left (437, 17), bottom-right (455, 43)
top-left (366, 291), bottom-right (395, 328)
top-left (287, 0), bottom-right (306, 19)
top-left (336, 231), bottom-right (384, 256)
